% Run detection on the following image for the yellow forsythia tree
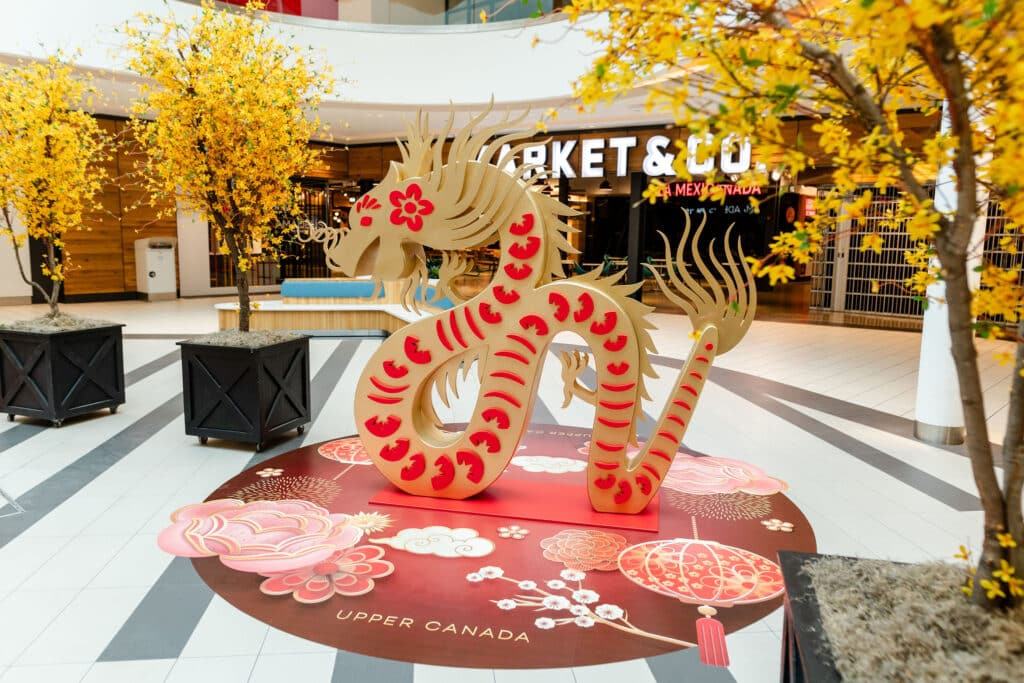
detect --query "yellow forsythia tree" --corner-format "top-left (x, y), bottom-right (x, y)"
top-left (566, 0), bottom-right (1024, 609)
top-left (123, 0), bottom-right (332, 331)
top-left (0, 57), bottom-right (108, 316)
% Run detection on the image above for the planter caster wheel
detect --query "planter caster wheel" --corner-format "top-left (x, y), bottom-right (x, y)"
top-left (110, 406), bottom-right (118, 415)
top-left (199, 436), bottom-right (208, 445)
top-left (297, 425), bottom-right (305, 435)
top-left (255, 442), bottom-right (264, 452)
top-left (7, 414), bottom-right (13, 422)
top-left (52, 420), bottom-right (63, 428)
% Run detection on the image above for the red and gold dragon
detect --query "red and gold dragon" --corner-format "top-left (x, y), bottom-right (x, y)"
top-left (320, 111), bottom-right (756, 514)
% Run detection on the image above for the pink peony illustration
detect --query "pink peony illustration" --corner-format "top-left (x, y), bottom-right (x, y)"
top-left (540, 529), bottom-right (629, 571)
top-left (260, 545), bottom-right (394, 603)
top-left (157, 498), bottom-right (361, 574)
top-left (661, 456), bottom-right (787, 496)
top-left (317, 438), bottom-right (373, 465)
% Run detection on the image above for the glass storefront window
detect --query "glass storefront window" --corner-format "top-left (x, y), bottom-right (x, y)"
top-left (445, 0), bottom-right (558, 24)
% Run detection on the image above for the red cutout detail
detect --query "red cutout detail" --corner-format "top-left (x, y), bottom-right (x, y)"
top-left (509, 213), bottom-right (535, 236)
top-left (449, 310), bottom-right (467, 348)
top-left (400, 453), bottom-right (426, 480)
top-left (509, 236), bottom-right (541, 259)
top-left (680, 384), bottom-right (698, 396)
top-left (673, 399), bottom-right (692, 411)
top-left (600, 399), bottom-right (635, 410)
top-left (598, 417), bottom-right (630, 428)
top-left (504, 263), bottom-right (533, 280)
top-left (667, 414), bottom-right (687, 428)
top-left (600, 381), bottom-right (636, 392)
top-left (604, 334), bottom-right (628, 352)
top-left (388, 183), bottom-right (433, 232)
top-left (493, 286), bottom-right (520, 305)
top-left (481, 407), bottom-right (511, 430)
top-left (370, 376), bottom-right (409, 394)
top-left (379, 439), bottom-right (410, 462)
top-left (490, 370), bottom-right (525, 386)
top-left (642, 463), bottom-right (662, 480)
top-left (507, 334), bottom-right (537, 355)
top-left (696, 355), bottom-right (711, 363)
top-left (435, 319), bottom-right (454, 351)
top-left (650, 448), bottom-right (672, 462)
top-left (705, 343), bottom-right (715, 351)
top-left (495, 350), bottom-right (529, 365)
top-left (519, 315), bottom-right (549, 336)
top-left (469, 430), bottom-right (501, 453)
top-left (484, 390), bottom-right (522, 409)
top-left (355, 195), bottom-right (381, 212)
top-left (431, 455), bottom-right (455, 490)
top-left (656, 430), bottom-right (677, 442)
top-left (383, 360), bottom-right (408, 378)
top-left (369, 394), bottom-right (403, 405)
top-left (635, 474), bottom-right (652, 496)
top-left (595, 441), bottom-right (625, 453)
top-left (404, 337), bottom-right (431, 364)
top-left (359, 216), bottom-right (372, 227)
top-left (548, 292), bottom-right (570, 321)
top-left (574, 292), bottom-right (594, 322)
top-left (457, 450), bottom-right (485, 483)
top-left (478, 302), bottom-right (502, 324)
top-left (590, 311), bottom-right (618, 336)
top-left (689, 371), bottom-right (704, 380)
top-left (614, 480), bottom-right (633, 504)
top-left (594, 461), bottom-right (620, 471)
top-left (464, 308), bottom-right (485, 340)
top-left (364, 415), bottom-right (401, 438)
top-left (607, 361), bottom-right (629, 375)
top-left (594, 474), bottom-right (616, 489)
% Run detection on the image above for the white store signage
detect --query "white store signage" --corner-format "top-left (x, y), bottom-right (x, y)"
top-left (498, 134), bottom-right (753, 179)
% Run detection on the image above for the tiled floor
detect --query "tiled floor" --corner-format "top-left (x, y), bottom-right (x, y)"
top-left (0, 297), bottom-right (1014, 682)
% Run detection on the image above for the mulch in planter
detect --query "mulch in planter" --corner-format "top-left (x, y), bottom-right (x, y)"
top-left (0, 313), bottom-right (115, 332)
top-left (805, 557), bottom-right (1024, 682)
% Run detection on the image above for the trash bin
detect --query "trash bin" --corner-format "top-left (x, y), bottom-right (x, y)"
top-left (135, 238), bottom-right (178, 301)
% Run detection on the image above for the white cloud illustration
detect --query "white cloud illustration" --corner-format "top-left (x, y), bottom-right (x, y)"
top-left (369, 526), bottom-right (494, 558)
top-left (511, 455), bottom-right (587, 474)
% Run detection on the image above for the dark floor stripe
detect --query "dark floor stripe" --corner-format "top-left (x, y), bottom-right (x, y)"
top-left (647, 648), bottom-right (736, 682)
top-left (100, 340), bottom-right (362, 663)
top-left (0, 394), bottom-right (183, 546)
top-left (331, 650), bottom-right (414, 683)
top-left (551, 342), bottom-right (981, 511)
top-left (0, 349), bottom-right (180, 458)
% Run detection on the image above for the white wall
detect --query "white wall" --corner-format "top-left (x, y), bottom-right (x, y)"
top-left (0, 212), bottom-right (33, 304)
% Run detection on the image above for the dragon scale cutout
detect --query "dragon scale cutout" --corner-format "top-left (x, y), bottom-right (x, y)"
top-left (320, 111), bottom-right (756, 514)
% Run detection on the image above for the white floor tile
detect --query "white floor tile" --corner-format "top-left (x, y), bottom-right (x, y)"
top-left (88, 534), bottom-right (173, 588)
top-left (494, 668), bottom-right (575, 683)
top-left (19, 535), bottom-right (129, 591)
top-left (259, 628), bottom-right (335, 655)
top-left (415, 665), bottom-right (494, 683)
top-left (165, 656), bottom-right (256, 683)
top-left (0, 663), bottom-right (90, 683)
top-left (247, 653), bottom-right (336, 683)
top-left (81, 659), bottom-right (175, 683)
top-left (0, 589), bottom-right (78, 666)
top-left (14, 587), bottom-right (149, 665)
top-left (180, 597), bottom-right (270, 658)
top-left (726, 630), bottom-right (782, 683)
top-left (572, 659), bottom-right (656, 683)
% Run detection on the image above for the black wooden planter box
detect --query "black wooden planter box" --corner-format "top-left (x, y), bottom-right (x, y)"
top-left (0, 324), bottom-right (125, 427)
top-left (779, 551), bottom-right (842, 683)
top-left (179, 336), bottom-right (310, 450)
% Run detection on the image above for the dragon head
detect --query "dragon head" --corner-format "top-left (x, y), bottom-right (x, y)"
top-left (333, 163), bottom-right (433, 281)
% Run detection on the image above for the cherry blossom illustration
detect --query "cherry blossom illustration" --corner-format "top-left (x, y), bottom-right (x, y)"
top-left (540, 529), bottom-right (629, 571)
top-left (260, 544), bottom-right (394, 603)
top-left (317, 437), bottom-right (374, 480)
top-left (498, 525), bottom-right (529, 540)
top-left (465, 565), bottom-right (697, 650)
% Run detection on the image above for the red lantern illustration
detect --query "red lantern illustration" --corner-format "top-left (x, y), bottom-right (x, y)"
top-left (617, 538), bottom-right (785, 666)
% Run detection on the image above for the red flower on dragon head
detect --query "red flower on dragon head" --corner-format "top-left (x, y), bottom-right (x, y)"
top-left (389, 183), bottom-right (434, 232)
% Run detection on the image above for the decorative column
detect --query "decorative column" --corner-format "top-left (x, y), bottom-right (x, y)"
top-left (626, 171), bottom-right (647, 301)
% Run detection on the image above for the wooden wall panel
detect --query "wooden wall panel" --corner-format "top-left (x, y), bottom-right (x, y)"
top-left (348, 146), bottom-right (382, 178)
top-left (308, 144), bottom-right (348, 179)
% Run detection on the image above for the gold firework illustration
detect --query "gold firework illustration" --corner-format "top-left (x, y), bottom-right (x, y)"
top-left (232, 476), bottom-right (342, 508)
top-left (664, 490), bottom-right (773, 521)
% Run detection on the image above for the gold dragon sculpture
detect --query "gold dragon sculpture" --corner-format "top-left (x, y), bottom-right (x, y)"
top-left (316, 111), bottom-right (756, 514)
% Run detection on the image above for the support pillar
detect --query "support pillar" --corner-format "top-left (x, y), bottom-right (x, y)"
top-left (626, 172), bottom-right (647, 301)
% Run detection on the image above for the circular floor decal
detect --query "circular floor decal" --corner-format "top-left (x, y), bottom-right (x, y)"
top-left (183, 425), bottom-right (815, 669)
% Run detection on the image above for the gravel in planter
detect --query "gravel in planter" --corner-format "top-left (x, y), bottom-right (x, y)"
top-left (0, 313), bottom-right (117, 332)
top-left (184, 329), bottom-right (303, 348)
top-left (806, 557), bottom-right (1024, 682)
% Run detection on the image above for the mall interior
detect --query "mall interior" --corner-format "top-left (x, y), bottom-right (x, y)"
top-left (0, 2), bottom-right (1018, 682)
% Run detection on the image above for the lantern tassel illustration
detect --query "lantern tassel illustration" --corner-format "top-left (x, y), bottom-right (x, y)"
top-left (695, 605), bottom-right (729, 666)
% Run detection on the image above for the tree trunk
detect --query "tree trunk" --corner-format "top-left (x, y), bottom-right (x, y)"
top-left (1001, 319), bottom-right (1024, 592)
top-left (223, 230), bottom-right (251, 332)
top-left (941, 252), bottom-right (1011, 606)
top-left (45, 239), bottom-right (60, 316)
